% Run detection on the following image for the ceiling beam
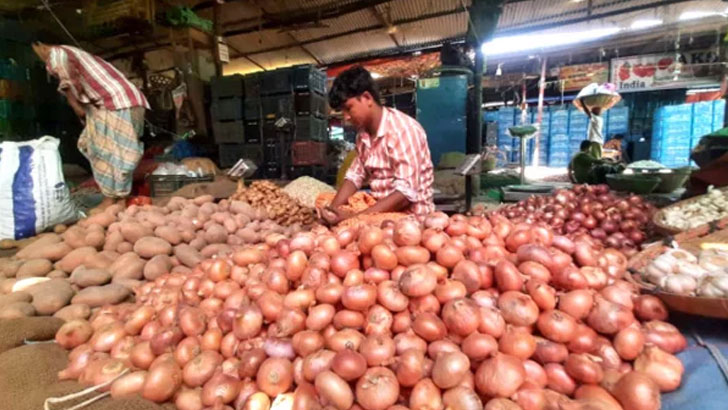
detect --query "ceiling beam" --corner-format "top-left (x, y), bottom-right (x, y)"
top-left (286, 32), bottom-right (323, 65)
top-left (369, 5), bottom-right (400, 48)
top-left (223, 0), bottom-right (392, 37)
top-left (235, 7), bottom-right (466, 59)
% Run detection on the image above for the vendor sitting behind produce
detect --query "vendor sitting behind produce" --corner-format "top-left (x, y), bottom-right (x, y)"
top-left (321, 66), bottom-right (435, 225)
top-left (569, 140), bottom-right (607, 184)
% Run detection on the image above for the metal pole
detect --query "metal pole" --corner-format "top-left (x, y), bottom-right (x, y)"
top-left (213, 1), bottom-right (223, 76)
top-left (535, 57), bottom-right (547, 166)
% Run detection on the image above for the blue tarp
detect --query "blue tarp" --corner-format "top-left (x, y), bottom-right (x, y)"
top-left (662, 314), bottom-right (728, 410)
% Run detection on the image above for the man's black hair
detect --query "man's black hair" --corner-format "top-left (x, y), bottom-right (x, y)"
top-left (580, 140), bottom-right (592, 151)
top-left (328, 66), bottom-right (381, 111)
top-left (612, 134), bottom-right (625, 140)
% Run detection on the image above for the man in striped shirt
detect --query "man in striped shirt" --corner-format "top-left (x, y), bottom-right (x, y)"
top-left (322, 66), bottom-right (435, 225)
top-left (32, 42), bottom-right (149, 211)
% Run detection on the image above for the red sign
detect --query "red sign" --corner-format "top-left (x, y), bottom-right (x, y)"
top-left (611, 50), bottom-right (721, 92)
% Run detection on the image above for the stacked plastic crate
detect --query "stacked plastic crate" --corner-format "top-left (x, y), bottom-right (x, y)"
top-left (568, 108), bottom-right (589, 156)
top-left (210, 75), bottom-right (246, 167)
top-left (535, 110), bottom-right (551, 166)
top-left (496, 107), bottom-right (516, 165)
top-left (606, 106), bottom-right (629, 137)
top-left (713, 99), bottom-right (725, 131)
top-left (651, 104), bottom-right (693, 168)
top-left (691, 102), bottom-right (714, 150)
top-left (548, 108), bottom-right (570, 167)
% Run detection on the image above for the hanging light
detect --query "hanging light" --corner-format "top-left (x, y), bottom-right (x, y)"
top-left (495, 63), bottom-right (503, 76)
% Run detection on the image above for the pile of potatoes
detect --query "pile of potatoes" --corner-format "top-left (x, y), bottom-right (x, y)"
top-left (0, 195), bottom-right (299, 321)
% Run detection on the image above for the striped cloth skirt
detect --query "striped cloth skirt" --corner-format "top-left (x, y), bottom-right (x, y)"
top-left (78, 106), bottom-right (144, 198)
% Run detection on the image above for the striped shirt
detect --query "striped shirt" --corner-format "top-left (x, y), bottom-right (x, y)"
top-left (46, 45), bottom-right (149, 111)
top-left (345, 107), bottom-right (435, 215)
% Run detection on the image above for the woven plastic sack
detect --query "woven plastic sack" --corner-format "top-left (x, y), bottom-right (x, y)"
top-left (0, 137), bottom-right (78, 240)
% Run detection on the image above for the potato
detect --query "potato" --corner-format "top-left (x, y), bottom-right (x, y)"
top-left (120, 223), bottom-right (153, 244)
top-left (143, 255), bottom-right (172, 281)
top-left (16, 259), bottom-right (53, 279)
top-left (98, 250), bottom-right (120, 259)
top-left (23, 242), bottom-right (72, 262)
top-left (144, 212), bottom-right (166, 227)
top-left (109, 253), bottom-right (145, 280)
top-left (174, 244), bottom-right (203, 268)
top-left (101, 231), bottom-right (121, 251)
top-left (189, 237), bottom-right (207, 251)
top-left (83, 252), bottom-right (114, 270)
top-left (180, 230), bottom-right (196, 243)
top-left (62, 227), bottom-right (88, 249)
top-left (133, 237), bottom-right (172, 258)
top-left (223, 218), bottom-right (238, 234)
top-left (154, 226), bottom-right (182, 245)
top-left (227, 236), bottom-right (243, 246)
top-left (85, 230), bottom-right (106, 249)
top-left (70, 267), bottom-right (112, 287)
top-left (16, 234), bottom-right (61, 259)
top-left (1, 259), bottom-right (23, 278)
top-left (29, 279), bottom-right (75, 315)
top-left (106, 204), bottom-right (124, 217)
top-left (112, 278), bottom-right (143, 291)
top-left (72, 284), bottom-right (130, 307)
top-left (1, 279), bottom-right (17, 294)
top-left (55, 246), bottom-right (98, 273)
top-left (236, 228), bottom-right (259, 244)
top-left (0, 302), bottom-right (36, 319)
top-left (194, 194), bottom-right (214, 205)
top-left (47, 270), bottom-right (69, 279)
top-left (201, 244), bottom-right (233, 259)
top-left (54, 304), bottom-right (92, 321)
top-left (117, 242), bottom-right (133, 253)
top-left (82, 211), bottom-right (115, 227)
top-left (0, 291), bottom-right (32, 308)
top-left (210, 212), bottom-right (227, 224)
top-left (204, 224), bottom-right (228, 244)
top-left (171, 266), bottom-right (192, 275)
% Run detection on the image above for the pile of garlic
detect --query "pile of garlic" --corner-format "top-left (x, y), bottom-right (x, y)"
top-left (643, 248), bottom-right (728, 297)
top-left (662, 187), bottom-right (728, 230)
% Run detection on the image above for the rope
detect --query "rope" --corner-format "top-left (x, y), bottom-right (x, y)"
top-left (40, 0), bottom-right (82, 47)
top-left (44, 368), bottom-right (130, 410)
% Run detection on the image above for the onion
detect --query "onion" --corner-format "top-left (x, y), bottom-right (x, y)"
top-left (537, 310), bottom-right (577, 343)
top-left (315, 371), bottom-right (353, 410)
top-left (498, 326), bottom-right (537, 360)
top-left (331, 349), bottom-right (367, 381)
top-left (612, 371), bottom-right (661, 410)
top-left (614, 327), bottom-right (645, 361)
top-left (567, 324), bottom-right (598, 354)
top-left (633, 295), bottom-right (668, 321)
top-left (587, 296), bottom-right (635, 335)
top-left (412, 312), bottom-right (447, 342)
top-left (494, 260), bottom-right (525, 292)
top-left (436, 245), bottom-right (465, 269)
top-left (442, 386), bottom-right (483, 410)
top-left (441, 298), bottom-right (480, 336)
top-left (399, 264), bottom-right (437, 297)
top-left (532, 337), bottom-right (569, 364)
top-left (410, 378), bottom-right (443, 410)
top-left (526, 280), bottom-right (556, 310)
top-left (643, 321), bottom-right (687, 354)
top-left (201, 373), bottom-right (240, 406)
top-left (355, 367), bottom-right (400, 410)
top-left (565, 353), bottom-right (604, 384)
top-left (452, 260), bottom-right (482, 294)
top-left (475, 354), bottom-right (526, 398)
top-left (360, 334), bottom-right (395, 366)
top-left (396, 348), bottom-right (425, 387)
top-left (544, 363), bottom-right (576, 396)
top-left (461, 332), bottom-right (498, 361)
top-left (256, 357), bottom-right (293, 397)
top-left (498, 291), bottom-right (539, 326)
top-left (558, 290), bottom-right (594, 320)
top-left (330, 250), bottom-right (360, 278)
top-left (432, 351), bottom-right (470, 389)
top-left (633, 346), bottom-right (684, 392)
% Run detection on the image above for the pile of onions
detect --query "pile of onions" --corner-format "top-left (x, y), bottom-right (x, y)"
top-left (54, 212), bottom-right (685, 410)
top-left (492, 184), bottom-right (656, 255)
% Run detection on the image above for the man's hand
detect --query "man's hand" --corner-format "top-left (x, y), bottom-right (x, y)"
top-left (320, 206), bottom-right (351, 226)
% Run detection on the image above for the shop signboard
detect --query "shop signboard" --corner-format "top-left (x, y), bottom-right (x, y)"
top-left (610, 49), bottom-right (721, 92)
top-left (559, 63), bottom-right (609, 91)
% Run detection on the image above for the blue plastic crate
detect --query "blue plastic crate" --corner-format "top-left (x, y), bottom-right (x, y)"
top-left (550, 133), bottom-right (569, 143)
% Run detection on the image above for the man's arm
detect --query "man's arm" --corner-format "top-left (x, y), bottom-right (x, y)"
top-left (358, 191), bottom-right (410, 214)
top-left (64, 88), bottom-right (86, 120)
top-left (330, 179), bottom-right (357, 209)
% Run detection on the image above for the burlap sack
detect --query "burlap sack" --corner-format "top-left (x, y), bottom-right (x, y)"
top-left (0, 342), bottom-right (172, 410)
top-left (0, 316), bottom-right (64, 353)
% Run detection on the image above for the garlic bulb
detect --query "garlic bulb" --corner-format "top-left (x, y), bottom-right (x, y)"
top-left (697, 275), bottom-right (728, 298)
top-left (662, 186), bottom-right (728, 230)
top-left (675, 260), bottom-right (709, 279)
top-left (660, 274), bottom-right (698, 295)
top-left (651, 254), bottom-right (678, 273)
top-left (698, 250), bottom-right (728, 272)
top-left (644, 264), bottom-right (669, 285)
top-left (665, 249), bottom-right (697, 263)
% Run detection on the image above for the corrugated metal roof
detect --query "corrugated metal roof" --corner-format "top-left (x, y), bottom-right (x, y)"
top-left (396, 11), bottom-right (468, 46)
top-left (305, 31), bottom-right (397, 63)
top-left (218, 0), bottom-right (706, 70)
top-left (248, 47), bottom-right (317, 70)
top-left (292, 9), bottom-right (381, 42)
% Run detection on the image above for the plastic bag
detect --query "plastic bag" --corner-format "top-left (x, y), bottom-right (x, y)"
top-left (0, 137), bottom-right (78, 240)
